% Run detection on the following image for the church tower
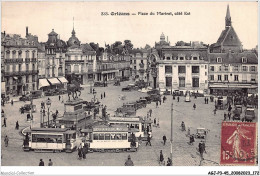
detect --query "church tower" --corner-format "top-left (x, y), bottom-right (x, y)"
top-left (225, 4), bottom-right (232, 27)
top-left (210, 5), bottom-right (242, 53)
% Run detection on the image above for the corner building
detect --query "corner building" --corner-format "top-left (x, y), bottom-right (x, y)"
top-left (158, 46), bottom-right (209, 94)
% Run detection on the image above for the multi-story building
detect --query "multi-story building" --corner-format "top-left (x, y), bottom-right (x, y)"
top-left (130, 50), bottom-right (149, 81)
top-left (65, 26), bottom-right (96, 85)
top-left (158, 45), bottom-right (209, 94)
top-left (208, 5), bottom-right (258, 95)
top-left (43, 29), bottom-right (67, 89)
top-left (2, 33), bottom-right (38, 95)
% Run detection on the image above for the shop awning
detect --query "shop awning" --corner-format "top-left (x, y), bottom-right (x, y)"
top-left (39, 79), bottom-right (50, 89)
top-left (1, 82), bottom-right (6, 94)
top-left (13, 77), bottom-right (18, 80)
top-left (48, 78), bottom-right (61, 85)
top-left (57, 77), bottom-right (68, 84)
top-left (209, 84), bottom-right (258, 89)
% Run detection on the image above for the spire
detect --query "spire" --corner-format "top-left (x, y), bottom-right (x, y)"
top-left (226, 4), bottom-right (230, 19)
top-left (225, 4), bottom-right (232, 27)
top-left (72, 17), bottom-right (75, 36)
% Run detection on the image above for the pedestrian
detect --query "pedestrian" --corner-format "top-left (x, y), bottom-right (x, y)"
top-left (187, 128), bottom-right (190, 137)
top-left (59, 95), bottom-right (61, 101)
top-left (27, 113), bottom-right (31, 121)
top-left (159, 150), bottom-right (164, 165)
top-left (204, 97), bottom-right (207, 104)
top-left (189, 135), bottom-right (195, 145)
top-left (11, 99), bottom-right (13, 106)
top-left (48, 159), bottom-right (53, 166)
top-left (149, 109), bottom-right (152, 117)
top-left (56, 110), bottom-right (59, 116)
top-left (156, 101), bottom-right (158, 108)
top-left (157, 118), bottom-right (160, 128)
top-left (15, 121), bottom-right (19, 130)
top-left (154, 118), bottom-right (156, 126)
top-left (125, 155), bottom-right (134, 166)
top-left (159, 99), bottom-right (161, 105)
top-left (39, 159), bottom-right (44, 166)
top-left (138, 135), bottom-right (142, 145)
top-left (177, 96), bottom-right (180, 102)
top-left (163, 96), bottom-right (166, 103)
top-left (199, 141), bottom-right (206, 160)
top-left (101, 94), bottom-right (103, 99)
top-left (213, 108), bottom-right (217, 116)
top-left (173, 95), bottom-right (175, 100)
top-left (224, 112), bottom-right (227, 121)
top-left (206, 98), bottom-right (209, 104)
top-left (146, 134), bottom-right (152, 146)
top-left (4, 135), bottom-right (8, 147)
top-left (166, 157), bottom-right (172, 166)
top-left (163, 135), bottom-right (167, 145)
top-left (228, 112), bottom-right (231, 120)
top-left (104, 92), bottom-right (106, 98)
top-left (61, 96), bottom-right (64, 103)
top-left (181, 121), bottom-right (186, 131)
top-left (82, 145), bottom-right (86, 160)
top-left (78, 146), bottom-right (83, 160)
top-left (228, 104), bottom-right (232, 112)
top-left (193, 103), bottom-right (196, 110)
top-left (2, 117), bottom-right (6, 127)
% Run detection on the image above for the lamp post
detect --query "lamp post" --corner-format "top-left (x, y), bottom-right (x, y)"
top-left (170, 102), bottom-right (173, 165)
top-left (46, 98), bottom-right (52, 128)
top-left (30, 96), bottom-right (33, 128)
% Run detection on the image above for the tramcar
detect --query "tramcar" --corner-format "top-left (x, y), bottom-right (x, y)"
top-left (23, 128), bottom-right (77, 153)
top-left (108, 116), bottom-right (152, 140)
top-left (88, 125), bottom-right (138, 152)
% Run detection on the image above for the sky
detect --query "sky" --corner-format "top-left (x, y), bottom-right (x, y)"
top-left (1, 1), bottom-right (258, 49)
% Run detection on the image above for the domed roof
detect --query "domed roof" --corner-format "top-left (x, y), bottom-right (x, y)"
top-left (67, 28), bottom-right (80, 48)
top-left (160, 32), bottom-right (165, 41)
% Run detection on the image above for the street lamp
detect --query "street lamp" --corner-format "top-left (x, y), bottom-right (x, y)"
top-left (30, 96), bottom-right (33, 128)
top-left (170, 102), bottom-right (173, 166)
top-left (46, 98), bottom-right (52, 128)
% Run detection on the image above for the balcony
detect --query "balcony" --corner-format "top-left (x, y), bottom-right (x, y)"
top-left (25, 58), bottom-right (30, 63)
top-left (31, 58), bottom-right (37, 62)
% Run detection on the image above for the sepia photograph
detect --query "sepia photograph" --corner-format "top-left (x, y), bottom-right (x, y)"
top-left (0, 1), bottom-right (258, 175)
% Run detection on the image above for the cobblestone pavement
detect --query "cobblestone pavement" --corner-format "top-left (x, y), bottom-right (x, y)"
top-left (1, 81), bottom-right (257, 166)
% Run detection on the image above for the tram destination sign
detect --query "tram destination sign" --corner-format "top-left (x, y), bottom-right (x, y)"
top-left (93, 127), bottom-right (128, 132)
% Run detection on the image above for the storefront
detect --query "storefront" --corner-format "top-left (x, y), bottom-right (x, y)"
top-left (57, 77), bottom-right (68, 89)
top-left (47, 78), bottom-right (61, 89)
top-left (38, 79), bottom-right (50, 91)
top-left (209, 83), bottom-right (258, 96)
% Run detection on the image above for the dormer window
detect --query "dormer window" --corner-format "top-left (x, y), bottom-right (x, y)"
top-left (242, 57), bottom-right (247, 63)
top-left (217, 57), bottom-right (222, 63)
top-left (193, 57), bottom-right (198, 60)
top-left (179, 57), bottom-right (184, 60)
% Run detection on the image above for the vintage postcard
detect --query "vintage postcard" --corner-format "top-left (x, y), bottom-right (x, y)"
top-left (0, 1), bottom-right (258, 176)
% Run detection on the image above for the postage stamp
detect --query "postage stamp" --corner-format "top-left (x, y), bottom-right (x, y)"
top-left (220, 121), bottom-right (257, 165)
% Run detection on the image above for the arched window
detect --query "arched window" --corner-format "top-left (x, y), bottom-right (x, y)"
top-left (18, 50), bottom-right (22, 59)
top-left (26, 50), bottom-right (29, 58)
top-left (32, 50), bottom-right (36, 59)
top-left (12, 50), bottom-right (16, 59)
top-left (6, 50), bottom-right (10, 59)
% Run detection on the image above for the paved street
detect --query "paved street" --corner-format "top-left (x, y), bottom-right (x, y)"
top-left (1, 81), bottom-right (257, 166)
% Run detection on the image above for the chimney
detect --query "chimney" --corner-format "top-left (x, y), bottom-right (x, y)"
top-left (26, 26), bottom-right (28, 36)
top-left (167, 36), bottom-right (168, 42)
top-left (4, 31), bottom-right (5, 36)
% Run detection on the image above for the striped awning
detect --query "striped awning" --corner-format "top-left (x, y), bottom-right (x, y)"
top-left (48, 78), bottom-right (61, 85)
top-left (57, 77), bottom-right (68, 84)
top-left (39, 79), bottom-right (50, 89)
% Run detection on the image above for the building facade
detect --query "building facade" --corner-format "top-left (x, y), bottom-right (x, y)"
top-left (2, 33), bottom-right (38, 95)
top-left (158, 46), bottom-right (209, 94)
top-left (208, 5), bottom-right (258, 95)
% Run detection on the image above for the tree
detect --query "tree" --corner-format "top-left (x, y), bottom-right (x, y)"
top-left (124, 40), bottom-right (133, 52)
top-left (144, 44), bottom-right (151, 50)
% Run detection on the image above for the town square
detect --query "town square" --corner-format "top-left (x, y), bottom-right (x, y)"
top-left (0, 1), bottom-right (258, 171)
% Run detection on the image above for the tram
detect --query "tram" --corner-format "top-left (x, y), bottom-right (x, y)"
top-left (88, 124), bottom-right (138, 152)
top-left (108, 116), bottom-right (152, 140)
top-left (23, 128), bottom-right (77, 153)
